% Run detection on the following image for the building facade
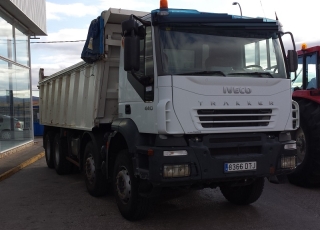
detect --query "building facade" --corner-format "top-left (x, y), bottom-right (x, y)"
top-left (0, 0), bottom-right (46, 153)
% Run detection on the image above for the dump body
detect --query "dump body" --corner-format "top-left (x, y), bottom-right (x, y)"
top-left (39, 9), bottom-right (147, 131)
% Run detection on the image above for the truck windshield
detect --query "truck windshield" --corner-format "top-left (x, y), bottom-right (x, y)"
top-left (158, 25), bottom-right (286, 78)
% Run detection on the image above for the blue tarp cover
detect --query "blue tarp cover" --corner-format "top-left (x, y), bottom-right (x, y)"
top-left (81, 16), bottom-right (104, 64)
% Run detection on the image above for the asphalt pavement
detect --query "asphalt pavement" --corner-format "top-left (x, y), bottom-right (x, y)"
top-left (0, 137), bottom-right (44, 182)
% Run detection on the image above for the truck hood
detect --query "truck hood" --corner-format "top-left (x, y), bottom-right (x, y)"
top-left (170, 75), bottom-right (293, 134)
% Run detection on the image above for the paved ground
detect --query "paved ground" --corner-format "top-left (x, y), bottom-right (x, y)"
top-left (0, 137), bottom-right (320, 229)
top-left (0, 137), bottom-right (44, 181)
top-left (0, 157), bottom-right (320, 230)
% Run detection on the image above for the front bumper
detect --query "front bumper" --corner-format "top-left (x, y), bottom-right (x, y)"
top-left (135, 133), bottom-right (296, 187)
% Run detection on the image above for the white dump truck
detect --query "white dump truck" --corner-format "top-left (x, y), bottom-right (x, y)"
top-left (39, 1), bottom-right (299, 220)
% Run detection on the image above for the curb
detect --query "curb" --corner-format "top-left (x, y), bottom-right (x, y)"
top-left (0, 151), bottom-right (45, 182)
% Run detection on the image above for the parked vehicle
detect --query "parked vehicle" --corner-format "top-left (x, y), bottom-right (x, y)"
top-left (39, 1), bottom-right (299, 220)
top-left (0, 114), bottom-right (24, 140)
top-left (289, 44), bottom-right (320, 186)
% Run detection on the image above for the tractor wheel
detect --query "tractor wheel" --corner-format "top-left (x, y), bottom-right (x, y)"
top-left (220, 177), bottom-right (264, 205)
top-left (288, 100), bottom-right (320, 186)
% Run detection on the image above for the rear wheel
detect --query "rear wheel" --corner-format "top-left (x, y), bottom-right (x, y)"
top-left (220, 178), bottom-right (265, 205)
top-left (83, 141), bottom-right (107, 197)
top-left (53, 134), bottom-right (73, 175)
top-left (113, 150), bottom-right (153, 221)
top-left (44, 131), bottom-right (55, 168)
top-left (288, 101), bottom-right (320, 186)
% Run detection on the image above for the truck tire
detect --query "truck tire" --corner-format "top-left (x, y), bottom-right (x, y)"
top-left (53, 134), bottom-right (73, 175)
top-left (44, 131), bottom-right (54, 168)
top-left (113, 150), bottom-right (153, 221)
top-left (220, 177), bottom-right (264, 205)
top-left (287, 101), bottom-right (320, 186)
top-left (83, 141), bottom-right (107, 197)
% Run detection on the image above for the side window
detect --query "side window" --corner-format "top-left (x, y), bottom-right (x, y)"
top-left (292, 56), bottom-right (303, 89)
top-left (134, 26), bottom-right (154, 79)
top-left (127, 26), bottom-right (154, 102)
top-left (306, 53), bottom-right (317, 89)
top-left (292, 53), bottom-right (318, 90)
top-left (145, 26), bottom-right (154, 78)
top-left (0, 117), bottom-right (3, 123)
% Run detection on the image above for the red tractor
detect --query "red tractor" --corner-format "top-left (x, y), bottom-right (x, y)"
top-left (289, 44), bottom-right (320, 186)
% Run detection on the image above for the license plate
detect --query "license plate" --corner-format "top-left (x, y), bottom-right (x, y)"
top-left (224, 161), bottom-right (257, 173)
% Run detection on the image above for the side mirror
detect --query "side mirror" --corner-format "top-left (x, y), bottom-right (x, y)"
top-left (122, 15), bottom-right (140, 72)
top-left (287, 50), bottom-right (298, 72)
top-left (124, 35), bottom-right (140, 72)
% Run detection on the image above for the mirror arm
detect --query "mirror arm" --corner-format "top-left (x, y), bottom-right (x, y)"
top-left (279, 31), bottom-right (296, 51)
top-left (132, 15), bottom-right (151, 26)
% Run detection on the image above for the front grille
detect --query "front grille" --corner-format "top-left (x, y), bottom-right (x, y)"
top-left (196, 109), bottom-right (273, 128)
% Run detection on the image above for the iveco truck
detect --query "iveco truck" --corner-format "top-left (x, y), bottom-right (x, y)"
top-left (39, 1), bottom-right (299, 220)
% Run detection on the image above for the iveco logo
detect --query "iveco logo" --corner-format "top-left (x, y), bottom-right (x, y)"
top-left (223, 87), bottom-right (252, 94)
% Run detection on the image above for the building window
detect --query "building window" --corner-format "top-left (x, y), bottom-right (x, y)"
top-left (15, 27), bottom-right (29, 66)
top-left (0, 10), bottom-right (32, 152)
top-left (0, 16), bottom-right (15, 61)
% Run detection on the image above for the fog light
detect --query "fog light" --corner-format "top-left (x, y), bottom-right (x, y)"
top-left (163, 150), bottom-right (188, 156)
top-left (281, 156), bottom-right (296, 169)
top-left (163, 164), bottom-right (190, 177)
top-left (284, 143), bottom-right (296, 150)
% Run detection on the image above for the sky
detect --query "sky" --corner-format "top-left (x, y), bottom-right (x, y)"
top-left (30, 0), bottom-right (320, 96)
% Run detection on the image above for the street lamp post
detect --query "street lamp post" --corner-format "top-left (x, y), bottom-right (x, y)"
top-left (232, 2), bottom-right (242, 17)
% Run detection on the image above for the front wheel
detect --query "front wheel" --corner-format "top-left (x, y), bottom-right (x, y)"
top-left (220, 177), bottom-right (265, 205)
top-left (113, 150), bottom-right (153, 221)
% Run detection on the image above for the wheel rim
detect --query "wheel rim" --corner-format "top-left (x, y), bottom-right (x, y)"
top-left (1, 131), bottom-right (11, 140)
top-left (116, 167), bottom-right (131, 204)
top-left (85, 154), bottom-right (95, 184)
top-left (46, 138), bottom-right (51, 162)
top-left (55, 141), bottom-right (60, 165)
top-left (296, 127), bottom-right (306, 165)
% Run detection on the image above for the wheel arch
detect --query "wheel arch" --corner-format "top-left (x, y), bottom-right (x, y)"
top-left (107, 119), bottom-right (140, 179)
top-left (111, 118), bottom-right (140, 154)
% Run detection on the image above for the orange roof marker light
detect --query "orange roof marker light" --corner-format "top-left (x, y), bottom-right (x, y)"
top-left (160, 0), bottom-right (168, 9)
top-left (301, 43), bottom-right (307, 50)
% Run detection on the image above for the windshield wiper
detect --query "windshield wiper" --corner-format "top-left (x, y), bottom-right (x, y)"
top-left (228, 72), bottom-right (274, 78)
top-left (177, 71), bottom-right (226, 76)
